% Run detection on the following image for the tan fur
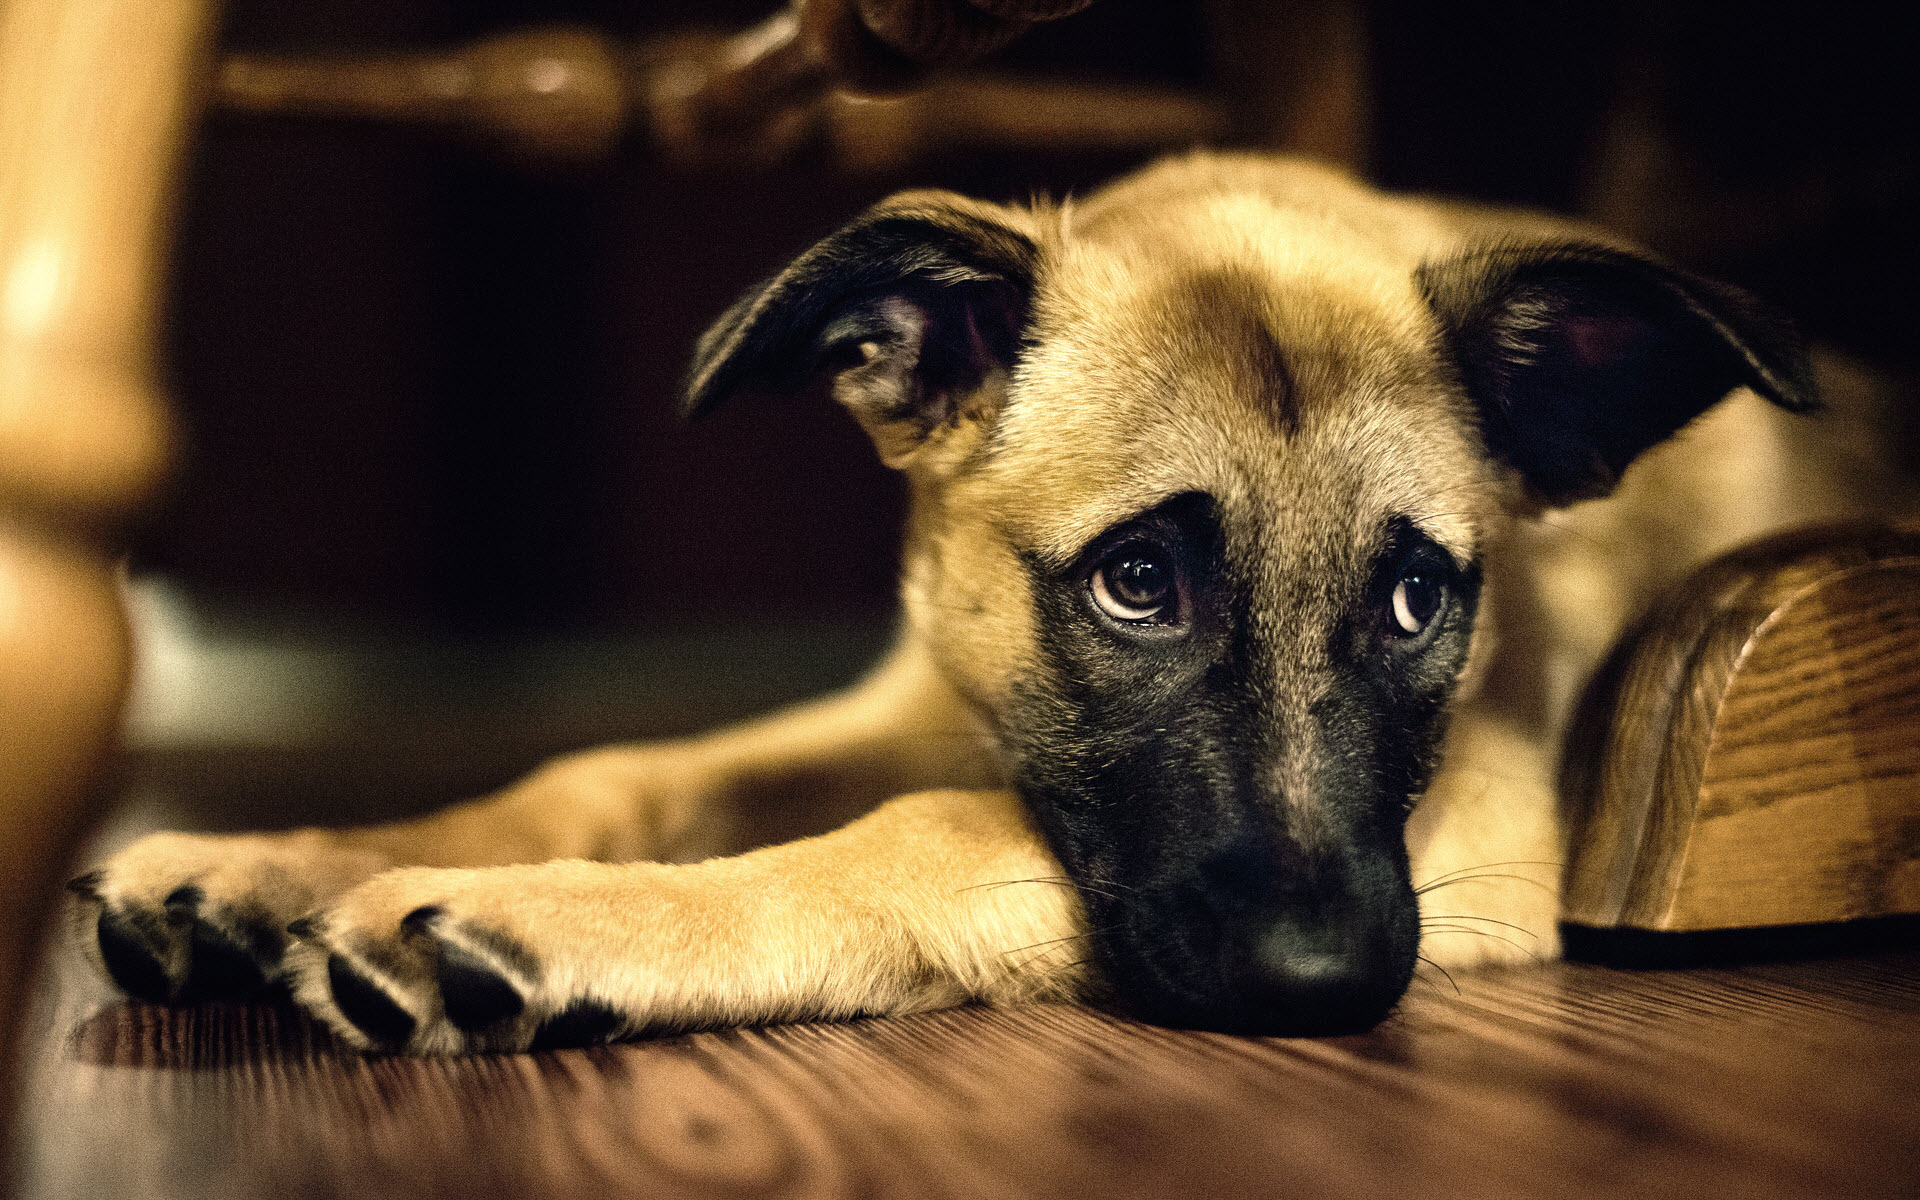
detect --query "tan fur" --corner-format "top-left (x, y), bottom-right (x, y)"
top-left (75, 153), bottom-right (1910, 1052)
top-left (283, 789), bottom-right (1083, 1053)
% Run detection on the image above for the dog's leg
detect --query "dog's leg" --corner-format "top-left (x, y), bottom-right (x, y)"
top-left (1405, 708), bottom-right (1566, 968)
top-left (73, 647), bottom-right (1002, 1004)
top-left (277, 788), bottom-right (1088, 1053)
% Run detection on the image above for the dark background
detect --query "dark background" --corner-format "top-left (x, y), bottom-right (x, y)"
top-left (142, 0), bottom-right (1920, 634)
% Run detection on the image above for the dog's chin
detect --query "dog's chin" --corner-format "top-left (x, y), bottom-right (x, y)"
top-left (1092, 895), bottom-right (1420, 1038)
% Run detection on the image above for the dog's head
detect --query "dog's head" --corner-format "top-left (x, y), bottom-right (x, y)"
top-left (685, 155), bottom-right (1814, 1035)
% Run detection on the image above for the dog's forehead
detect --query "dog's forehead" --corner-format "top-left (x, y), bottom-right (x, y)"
top-left (988, 219), bottom-right (1489, 567)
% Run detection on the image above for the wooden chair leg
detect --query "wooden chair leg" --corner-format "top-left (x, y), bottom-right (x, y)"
top-left (0, 0), bottom-right (215, 1149)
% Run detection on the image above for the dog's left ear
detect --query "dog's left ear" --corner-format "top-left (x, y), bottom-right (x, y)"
top-left (682, 191), bottom-right (1038, 469)
top-left (1419, 243), bottom-right (1818, 505)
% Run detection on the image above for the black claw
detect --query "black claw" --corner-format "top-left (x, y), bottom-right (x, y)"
top-left (286, 916), bottom-right (317, 940)
top-left (327, 954), bottom-right (416, 1048)
top-left (162, 885), bottom-right (205, 914)
top-left (96, 909), bottom-right (175, 1004)
top-left (67, 871), bottom-right (104, 900)
top-left (180, 918), bottom-right (270, 1000)
top-left (400, 905), bottom-right (444, 935)
top-left (437, 942), bottom-right (525, 1031)
top-left (530, 1001), bottom-right (625, 1051)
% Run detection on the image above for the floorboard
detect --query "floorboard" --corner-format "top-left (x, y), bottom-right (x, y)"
top-left (14, 948), bottom-right (1920, 1199)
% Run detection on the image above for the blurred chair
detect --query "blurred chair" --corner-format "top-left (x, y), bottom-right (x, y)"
top-left (0, 0), bottom-right (210, 1143)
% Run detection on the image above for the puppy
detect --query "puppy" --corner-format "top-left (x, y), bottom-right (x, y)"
top-left (74, 152), bottom-right (1880, 1053)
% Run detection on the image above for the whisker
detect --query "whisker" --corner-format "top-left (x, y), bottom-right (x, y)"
top-left (1000, 924), bottom-right (1123, 975)
top-left (999, 931), bottom-right (1092, 963)
top-left (1419, 926), bottom-right (1543, 962)
top-left (1021, 954), bottom-right (1100, 991)
top-left (1413, 860), bottom-right (1560, 893)
top-left (1409, 973), bottom-right (1449, 1000)
top-left (1012, 944), bottom-right (1077, 972)
top-left (1416, 954), bottom-right (1459, 995)
top-left (960, 876), bottom-right (1130, 903)
top-left (1417, 872), bottom-right (1559, 898)
top-left (1420, 913), bottom-right (1539, 938)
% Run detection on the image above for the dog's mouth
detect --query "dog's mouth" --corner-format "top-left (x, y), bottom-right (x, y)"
top-left (1078, 842), bottom-right (1420, 1037)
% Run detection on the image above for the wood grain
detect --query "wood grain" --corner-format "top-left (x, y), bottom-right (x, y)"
top-left (1562, 522), bottom-right (1920, 931)
top-left (16, 951), bottom-right (1920, 1199)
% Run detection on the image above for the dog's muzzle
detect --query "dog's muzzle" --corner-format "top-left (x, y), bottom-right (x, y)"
top-left (1101, 837), bottom-right (1419, 1037)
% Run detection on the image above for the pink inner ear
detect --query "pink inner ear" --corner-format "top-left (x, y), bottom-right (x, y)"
top-left (874, 293), bottom-right (934, 344)
top-left (1561, 312), bottom-right (1643, 368)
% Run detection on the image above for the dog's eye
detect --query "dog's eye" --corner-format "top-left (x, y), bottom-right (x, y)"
top-left (1389, 569), bottom-right (1445, 637)
top-left (1092, 550), bottom-right (1177, 623)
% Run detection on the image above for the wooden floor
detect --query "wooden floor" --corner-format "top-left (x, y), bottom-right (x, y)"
top-left (13, 945), bottom-right (1920, 1199)
top-left (13, 620), bottom-right (1919, 1199)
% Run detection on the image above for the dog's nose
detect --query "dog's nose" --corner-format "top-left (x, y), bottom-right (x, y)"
top-left (1234, 909), bottom-right (1407, 1035)
top-left (1188, 841), bottom-right (1414, 1035)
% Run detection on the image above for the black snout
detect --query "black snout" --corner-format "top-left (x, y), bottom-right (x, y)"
top-left (1108, 838), bottom-right (1418, 1037)
top-left (1235, 903), bottom-right (1413, 1035)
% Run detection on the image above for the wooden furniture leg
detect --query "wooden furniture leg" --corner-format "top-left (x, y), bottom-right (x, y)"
top-left (0, 0), bottom-right (215, 1149)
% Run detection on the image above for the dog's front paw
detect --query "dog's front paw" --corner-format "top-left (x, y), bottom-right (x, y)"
top-left (71, 831), bottom-right (392, 1004)
top-left (283, 865), bottom-right (640, 1055)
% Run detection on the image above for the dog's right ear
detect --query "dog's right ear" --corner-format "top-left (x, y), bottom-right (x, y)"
top-left (682, 192), bottom-right (1038, 469)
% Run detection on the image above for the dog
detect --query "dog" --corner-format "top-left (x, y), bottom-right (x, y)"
top-left (71, 152), bottom-right (1897, 1053)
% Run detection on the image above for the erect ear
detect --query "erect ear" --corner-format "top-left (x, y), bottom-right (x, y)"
top-left (1417, 242), bottom-right (1818, 505)
top-left (681, 191), bottom-right (1038, 469)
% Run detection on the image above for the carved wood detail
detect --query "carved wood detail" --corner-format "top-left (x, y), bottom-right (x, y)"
top-left (1562, 522), bottom-right (1920, 931)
